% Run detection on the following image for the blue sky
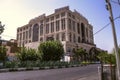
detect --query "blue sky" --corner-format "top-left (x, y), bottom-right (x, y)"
top-left (0, 0), bottom-right (120, 52)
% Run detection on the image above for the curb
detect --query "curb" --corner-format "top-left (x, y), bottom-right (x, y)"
top-left (0, 64), bottom-right (83, 73)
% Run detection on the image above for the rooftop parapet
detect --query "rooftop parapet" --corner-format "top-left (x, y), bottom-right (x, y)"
top-left (29, 14), bottom-right (46, 24)
top-left (74, 9), bottom-right (88, 23)
top-left (55, 6), bottom-right (69, 13)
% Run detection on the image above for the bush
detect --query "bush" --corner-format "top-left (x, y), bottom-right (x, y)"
top-left (2, 61), bottom-right (82, 69)
top-left (38, 41), bottom-right (64, 61)
top-left (16, 48), bottom-right (40, 61)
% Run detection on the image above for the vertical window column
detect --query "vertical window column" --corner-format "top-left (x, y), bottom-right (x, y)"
top-left (56, 20), bottom-right (60, 31)
top-left (51, 22), bottom-right (54, 33)
top-left (62, 32), bottom-right (66, 41)
top-left (46, 24), bottom-right (49, 34)
top-left (40, 24), bottom-right (43, 36)
top-left (61, 18), bottom-right (66, 30)
top-left (68, 19), bottom-right (71, 30)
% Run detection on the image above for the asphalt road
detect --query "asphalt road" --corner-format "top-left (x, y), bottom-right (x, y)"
top-left (0, 64), bottom-right (100, 80)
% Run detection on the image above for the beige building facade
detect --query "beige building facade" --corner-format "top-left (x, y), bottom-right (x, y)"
top-left (17, 6), bottom-right (95, 61)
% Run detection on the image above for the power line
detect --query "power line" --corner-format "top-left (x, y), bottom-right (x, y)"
top-left (111, 0), bottom-right (120, 5)
top-left (94, 16), bottom-right (120, 35)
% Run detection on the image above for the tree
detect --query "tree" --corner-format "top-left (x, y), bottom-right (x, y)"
top-left (38, 41), bottom-right (64, 61)
top-left (0, 46), bottom-right (7, 65)
top-left (111, 46), bottom-right (120, 64)
top-left (97, 51), bottom-right (116, 64)
top-left (89, 47), bottom-right (100, 62)
top-left (0, 21), bottom-right (5, 35)
top-left (74, 48), bottom-right (86, 61)
top-left (16, 47), bottom-right (40, 61)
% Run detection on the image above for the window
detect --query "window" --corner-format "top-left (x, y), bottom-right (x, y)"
top-left (17, 29), bottom-right (19, 32)
top-left (23, 32), bottom-right (25, 40)
top-left (62, 32), bottom-right (65, 41)
top-left (26, 31), bottom-right (28, 39)
top-left (56, 33), bottom-right (59, 41)
top-left (68, 12), bottom-right (71, 17)
top-left (67, 47), bottom-right (71, 52)
top-left (40, 24), bottom-right (43, 35)
top-left (23, 27), bottom-right (25, 30)
top-left (26, 26), bottom-right (28, 30)
top-left (72, 15), bottom-right (75, 19)
top-left (73, 21), bottom-right (75, 31)
top-left (20, 28), bottom-right (22, 31)
top-left (68, 19), bottom-right (71, 30)
top-left (29, 27), bottom-right (31, 38)
top-left (86, 28), bottom-right (88, 37)
top-left (77, 23), bottom-right (80, 34)
top-left (61, 12), bottom-right (65, 17)
top-left (29, 40), bottom-right (31, 43)
top-left (40, 37), bottom-right (43, 42)
top-left (51, 16), bottom-right (54, 21)
top-left (78, 36), bottom-right (80, 43)
top-left (61, 18), bottom-right (65, 30)
top-left (51, 22), bottom-right (54, 33)
top-left (20, 33), bottom-right (22, 41)
top-left (69, 33), bottom-right (72, 42)
top-left (46, 36), bottom-right (54, 41)
top-left (73, 34), bottom-right (76, 42)
top-left (56, 20), bottom-right (60, 31)
top-left (46, 24), bottom-right (49, 34)
top-left (32, 24), bottom-right (39, 42)
top-left (56, 14), bottom-right (59, 19)
top-left (46, 18), bottom-right (49, 22)
top-left (17, 34), bottom-right (19, 40)
top-left (40, 20), bottom-right (43, 24)
top-left (81, 23), bottom-right (85, 42)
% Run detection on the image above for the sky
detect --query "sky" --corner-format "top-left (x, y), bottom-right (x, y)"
top-left (0, 0), bottom-right (120, 52)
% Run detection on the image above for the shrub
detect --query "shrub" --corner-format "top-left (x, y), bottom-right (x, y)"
top-left (38, 41), bottom-right (64, 61)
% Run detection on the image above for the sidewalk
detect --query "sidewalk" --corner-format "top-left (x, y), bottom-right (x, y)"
top-left (77, 73), bottom-right (100, 80)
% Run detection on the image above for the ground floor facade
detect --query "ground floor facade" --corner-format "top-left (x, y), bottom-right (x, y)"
top-left (24, 41), bottom-right (95, 62)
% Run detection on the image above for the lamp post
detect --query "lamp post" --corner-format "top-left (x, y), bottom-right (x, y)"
top-left (105, 0), bottom-right (120, 79)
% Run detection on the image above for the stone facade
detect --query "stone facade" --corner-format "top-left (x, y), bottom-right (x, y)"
top-left (17, 6), bottom-right (95, 61)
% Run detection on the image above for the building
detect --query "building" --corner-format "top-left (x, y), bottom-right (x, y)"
top-left (0, 39), bottom-right (18, 61)
top-left (17, 6), bottom-right (95, 61)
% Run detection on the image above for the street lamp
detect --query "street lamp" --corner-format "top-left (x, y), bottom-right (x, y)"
top-left (105, 0), bottom-right (120, 79)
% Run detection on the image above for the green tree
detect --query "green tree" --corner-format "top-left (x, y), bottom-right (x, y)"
top-left (74, 48), bottom-right (86, 61)
top-left (38, 41), bottom-right (64, 61)
top-left (97, 51), bottom-right (108, 63)
top-left (89, 47), bottom-right (100, 62)
top-left (0, 46), bottom-right (7, 65)
top-left (111, 46), bottom-right (120, 64)
top-left (0, 21), bottom-right (5, 35)
top-left (16, 47), bottom-right (40, 61)
top-left (107, 54), bottom-right (116, 64)
top-left (97, 51), bottom-right (116, 64)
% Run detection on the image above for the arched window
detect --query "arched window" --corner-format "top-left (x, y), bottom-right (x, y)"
top-left (32, 24), bottom-right (39, 42)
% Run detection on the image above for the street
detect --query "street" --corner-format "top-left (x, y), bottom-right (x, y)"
top-left (0, 64), bottom-right (100, 80)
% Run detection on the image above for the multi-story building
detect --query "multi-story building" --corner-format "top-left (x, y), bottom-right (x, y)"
top-left (17, 6), bottom-right (95, 61)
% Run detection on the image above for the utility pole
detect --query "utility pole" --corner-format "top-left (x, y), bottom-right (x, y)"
top-left (118, 0), bottom-right (120, 5)
top-left (105, 0), bottom-right (120, 80)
